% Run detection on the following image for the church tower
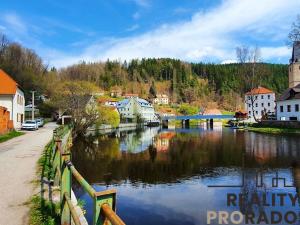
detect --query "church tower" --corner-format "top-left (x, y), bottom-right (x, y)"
top-left (289, 41), bottom-right (300, 88)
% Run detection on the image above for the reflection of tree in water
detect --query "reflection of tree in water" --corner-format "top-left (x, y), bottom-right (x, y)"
top-left (71, 130), bottom-right (245, 185)
top-left (239, 169), bottom-right (268, 218)
top-left (72, 128), bottom-right (300, 189)
top-left (148, 144), bottom-right (157, 163)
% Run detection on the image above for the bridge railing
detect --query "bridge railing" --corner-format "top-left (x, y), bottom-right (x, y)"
top-left (49, 125), bottom-right (125, 225)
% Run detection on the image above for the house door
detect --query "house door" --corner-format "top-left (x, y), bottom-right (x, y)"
top-left (21, 114), bottom-right (24, 123)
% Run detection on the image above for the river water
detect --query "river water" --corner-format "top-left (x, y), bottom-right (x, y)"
top-left (72, 125), bottom-right (300, 225)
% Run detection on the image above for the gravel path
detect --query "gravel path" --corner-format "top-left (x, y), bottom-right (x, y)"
top-left (0, 122), bottom-right (57, 225)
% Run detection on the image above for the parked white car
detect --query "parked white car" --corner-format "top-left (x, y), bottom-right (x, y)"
top-left (21, 120), bottom-right (39, 130)
top-left (35, 118), bottom-right (44, 127)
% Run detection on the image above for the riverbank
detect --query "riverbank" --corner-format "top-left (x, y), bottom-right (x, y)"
top-left (0, 123), bottom-right (57, 225)
top-left (247, 126), bottom-right (300, 134)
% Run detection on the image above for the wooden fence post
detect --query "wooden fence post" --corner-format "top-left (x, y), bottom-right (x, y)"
top-left (60, 148), bottom-right (71, 224)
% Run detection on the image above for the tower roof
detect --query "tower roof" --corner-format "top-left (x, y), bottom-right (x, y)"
top-left (291, 41), bottom-right (300, 63)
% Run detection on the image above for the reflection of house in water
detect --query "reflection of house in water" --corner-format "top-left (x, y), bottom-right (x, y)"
top-left (244, 132), bottom-right (300, 165)
top-left (199, 121), bottom-right (223, 131)
top-left (120, 127), bottom-right (160, 153)
top-left (153, 132), bottom-right (176, 152)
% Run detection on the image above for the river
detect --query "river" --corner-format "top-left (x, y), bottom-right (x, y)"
top-left (72, 125), bottom-right (300, 225)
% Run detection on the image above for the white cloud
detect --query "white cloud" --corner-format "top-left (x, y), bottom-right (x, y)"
top-left (45, 0), bottom-right (300, 67)
top-left (3, 13), bottom-right (27, 34)
top-left (2, 0), bottom-right (298, 68)
top-left (261, 46), bottom-right (290, 60)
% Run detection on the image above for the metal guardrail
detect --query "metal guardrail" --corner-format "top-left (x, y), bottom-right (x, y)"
top-left (50, 126), bottom-right (125, 225)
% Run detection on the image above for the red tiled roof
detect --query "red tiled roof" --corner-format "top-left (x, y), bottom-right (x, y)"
top-left (0, 69), bottom-right (18, 94)
top-left (245, 86), bottom-right (274, 95)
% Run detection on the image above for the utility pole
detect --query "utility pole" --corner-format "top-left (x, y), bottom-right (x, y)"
top-left (30, 91), bottom-right (36, 120)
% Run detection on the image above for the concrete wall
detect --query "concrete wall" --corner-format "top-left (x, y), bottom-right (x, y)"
top-left (0, 95), bottom-right (13, 120)
top-left (258, 120), bottom-right (300, 129)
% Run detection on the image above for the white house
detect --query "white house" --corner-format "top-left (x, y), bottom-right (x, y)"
top-left (244, 86), bottom-right (276, 122)
top-left (277, 42), bottom-right (300, 121)
top-left (153, 94), bottom-right (169, 105)
top-left (276, 85), bottom-right (300, 121)
top-left (0, 69), bottom-right (25, 129)
top-left (117, 97), bottom-right (158, 122)
top-left (104, 100), bottom-right (118, 107)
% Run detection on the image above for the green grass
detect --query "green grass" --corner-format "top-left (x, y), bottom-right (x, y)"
top-left (247, 126), bottom-right (300, 134)
top-left (29, 140), bottom-right (59, 225)
top-left (221, 110), bottom-right (235, 115)
top-left (0, 130), bottom-right (24, 143)
top-left (29, 195), bottom-right (60, 225)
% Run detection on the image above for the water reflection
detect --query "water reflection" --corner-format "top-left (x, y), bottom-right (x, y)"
top-left (72, 127), bottom-right (300, 225)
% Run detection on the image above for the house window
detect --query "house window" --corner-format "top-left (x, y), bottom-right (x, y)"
top-left (248, 104), bottom-right (251, 107)
top-left (248, 111), bottom-right (251, 114)
top-left (255, 96), bottom-right (258, 100)
top-left (287, 105), bottom-right (291, 112)
top-left (248, 96), bottom-right (250, 100)
top-left (268, 102), bottom-right (270, 107)
top-left (296, 104), bottom-right (299, 112)
top-left (255, 103), bottom-right (258, 107)
top-left (268, 95), bottom-right (270, 99)
top-left (261, 103), bottom-right (264, 107)
top-left (256, 111), bottom-right (258, 115)
top-left (280, 106), bottom-right (283, 112)
top-left (261, 95), bottom-right (264, 99)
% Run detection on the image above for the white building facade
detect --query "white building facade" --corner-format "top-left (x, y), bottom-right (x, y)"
top-left (153, 94), bottom-right (169, 105)
top-left (276, 84), bottom-right (300, 121)
top-left (0, 70), bottom-right (25, 129)
top-left (117, 97), bottom-right (158, 122)
top-left (244, 87), bottom-right (275, 122)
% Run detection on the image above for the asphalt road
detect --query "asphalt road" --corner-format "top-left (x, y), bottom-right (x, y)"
top-left (0, 122), bottom-right (57, 225)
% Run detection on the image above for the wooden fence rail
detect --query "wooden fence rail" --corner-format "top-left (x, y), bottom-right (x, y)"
top-left (45, 125), bottom-right (126, 225)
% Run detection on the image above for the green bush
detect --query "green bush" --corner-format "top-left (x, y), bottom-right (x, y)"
top-left (178, 104), bottom-right (199, 115)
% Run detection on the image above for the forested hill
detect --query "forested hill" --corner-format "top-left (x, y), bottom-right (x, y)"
top-left (59, 59), bottom-right (288, 109)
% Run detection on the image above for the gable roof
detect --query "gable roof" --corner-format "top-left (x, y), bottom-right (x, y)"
top-left (116, 97), bottom-right (153, 108)
top-left (245, 86), bottom-right (274, 95)
top-left (0, 69), bottom-right (20, 95)
top-left (277, 83), bottom-right (300, 101)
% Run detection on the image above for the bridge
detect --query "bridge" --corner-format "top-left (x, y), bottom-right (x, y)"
top-left (161, 114), bottom-right (235, 128)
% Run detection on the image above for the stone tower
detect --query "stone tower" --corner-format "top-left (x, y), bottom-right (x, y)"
top-left (289, 41), bottom-right (300, 88)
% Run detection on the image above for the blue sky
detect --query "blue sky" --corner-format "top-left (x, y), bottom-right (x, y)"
top-left (0, 0), bottom-right (299, 67)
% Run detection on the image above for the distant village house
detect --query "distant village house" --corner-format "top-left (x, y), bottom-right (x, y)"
top-left (153, 94), bottom-right (169, 105)
top-left (123, 93), bottom-right (138, 98)
top-left (110, 88), bottom-right (122, 98)
top-left (116, 97), bottom-right (158, 122)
